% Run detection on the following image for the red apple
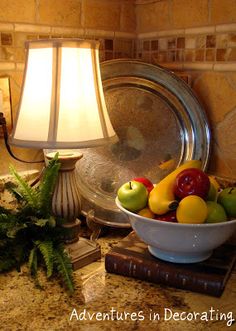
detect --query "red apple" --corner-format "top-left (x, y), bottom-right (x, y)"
top-left (174, 168), bottom-right (210, 200)
top-left (133, 177), bottom-right (154, 193)
top-left (155, 210), bottom-right (177, 222)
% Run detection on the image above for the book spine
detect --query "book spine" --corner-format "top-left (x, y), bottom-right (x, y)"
top-left (105, 252), bottom-right (223, 297)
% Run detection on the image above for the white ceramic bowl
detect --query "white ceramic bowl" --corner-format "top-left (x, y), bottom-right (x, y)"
top-left (116, 197), bottom-right (236, 263)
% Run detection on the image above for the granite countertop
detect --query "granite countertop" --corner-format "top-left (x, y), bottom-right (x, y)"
top-left (0, 225), bottom-right (235, 331)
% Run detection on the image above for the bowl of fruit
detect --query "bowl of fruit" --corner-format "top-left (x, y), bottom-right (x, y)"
top-left (116, 160), bottom-right (236, 263)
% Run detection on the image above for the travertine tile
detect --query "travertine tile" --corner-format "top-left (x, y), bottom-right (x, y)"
top-left (14, 47), bottom-right (25, 62)
top-left (151, 40), bottom-right (158, 51)
top-left (216, 49), bottom-right (227, 61)
top-left (0, 23), bottom-right (14, 31)
top-left (14, 32), bottom-right (28, 47)
top-left (1, 33), bottom-right (13, 46)
top-left (216, 34), bottom-right (228, 48)
top-left (228, 34), bottom-right (236, 47)
top-left (205, 48), bottom-right (215, 61)
top-left (216, 23), bottom-right (236, 33)
top-left (172, 0), bottom-right (208, 28)
top-left (158, 38), bottom-right (168, 51)
top-left (196, 35), bottom-right (206, 48)
top-left (115, 32), bottom-right (135, 39)
top-left (120, 2), bottom-right (136, 32)
top-left (38, 0), bottom-right (81, 27)
top-left (184, 49), bottom-right (195, 62)
top-left (183, 62), bottom-right (213, 70)
top-left (214, 63), bottom-right (236, 71)
top-left (185, 37), bottom-right (196, 49)
top-left (195, 49), bottom-right (205, 61)
top-left (0, 47), bottom-right (14, 61)
top-left (0, 0), bottom-right (35, 23)
top-left (177, 37), bottom-right (185, 49)
top-left (51, 27), bottom-right (84, 36)
top-left (136, 1), bottom-right (169, 33)
top-left (83, 0), bottom-right (120, 31)
top-left (14, 24), bottom-right (51, 33)
top-left (185, 26), bottom-right (215, 35)
top-left (211, 0), bottom-right (236, 25)
top-left (176, 49), bottom-right (185, 62)
top-left (0, 62), bottom-right (15, 70)
top-left (206, 35), bottom-right (216, 48)
top-left (193, 72), bottom-right (236, 124)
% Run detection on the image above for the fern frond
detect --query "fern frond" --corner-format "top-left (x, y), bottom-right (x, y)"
top-left (5, 181), bottom-right (23, 202)
top-left (35, 240), bottom-right (53, 278)
top-left (28, 246), bottom-right (38, 276)
top-left (9, 166), bottom-right (39, 209)
top-left (53, 244), bottom-right (74, 293)
top-left (38, 154), bottom-right (60, 217)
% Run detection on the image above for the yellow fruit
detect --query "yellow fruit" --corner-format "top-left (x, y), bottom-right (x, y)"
top-left (138, 207), bottom-right (155, 219)
top-left (159, 158), bottom-right (175, 170)
top-left (149, 160), bottom-right (202, 215)
top-left (176, 195), bottom-right (208, 224)
top-left (209, 175), bottom-right (220, 191)
top-left (207, 176), bottom-right (220, 201)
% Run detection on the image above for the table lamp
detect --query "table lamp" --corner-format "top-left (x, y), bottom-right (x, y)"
top-left (9, 39), bottom-right (117, 269)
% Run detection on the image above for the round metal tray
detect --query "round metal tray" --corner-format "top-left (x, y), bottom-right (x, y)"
top-left (76, 59), bottom-right (211, 228)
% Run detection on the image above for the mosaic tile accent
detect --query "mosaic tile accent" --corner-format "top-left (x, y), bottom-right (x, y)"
top-left (138, 30), bottom-right (236, 68)
top-left (0, 25), bottom-right (135, 65)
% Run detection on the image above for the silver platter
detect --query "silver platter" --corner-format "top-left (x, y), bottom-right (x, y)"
top-left (76, 59), bottom-right (211, 228)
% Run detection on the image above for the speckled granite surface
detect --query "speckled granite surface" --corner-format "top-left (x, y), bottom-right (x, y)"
top-left (0, 175), bottom-right (236, 331)
top-left (0, 225), bottom-right (236, 331)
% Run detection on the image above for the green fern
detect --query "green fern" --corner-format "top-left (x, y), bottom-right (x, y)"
top-left (28, 246), bottom-right (38, 276)
top-left (9, 165), bottom-right (38, 209)
top-left (53, 244), bottom-right (74, 294)
top-left (38, 154), bottom-right (60, 217)
top-left (35, 240), bottom-right (54, 278)
top-left (0, 154), bottom-right (75, 293)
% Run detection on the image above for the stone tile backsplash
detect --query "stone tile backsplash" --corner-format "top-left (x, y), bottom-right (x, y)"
top-left (0, 28), bottom-right (135, 65)
top-left (137, 28), bottom-right (236, 68)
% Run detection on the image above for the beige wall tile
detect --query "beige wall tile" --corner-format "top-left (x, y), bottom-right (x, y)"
top-left (193, 72), bottom-right (236, 124)
top-left (211, 0), bottom-right (236, 25)
top-left (14, 24), bottom-right (51, 33)
top-left (38, 0), bottom-right (81, 27)
top-left (120, 2), bottom-right (136, 32)
top-left (172, 0), bottom-right (208, 29)
top-left (83, 0), bottom-right (120, 31)
top-left (0, 0), bottom-right (35, 23)
top-left (136, 1), bottom-right (170, 33)
top-left (0, 62), bottom-right (15, 70)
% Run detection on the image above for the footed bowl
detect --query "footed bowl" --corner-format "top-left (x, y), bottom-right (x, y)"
top-left (116, 197), bottom-right (236, 263)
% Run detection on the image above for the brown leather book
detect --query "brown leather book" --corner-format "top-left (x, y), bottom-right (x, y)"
top-left (105, 231), bottom-right (236, 297)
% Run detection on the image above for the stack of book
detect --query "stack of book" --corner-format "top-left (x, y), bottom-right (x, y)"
top-left (105, 231), bottom-right (236, 297)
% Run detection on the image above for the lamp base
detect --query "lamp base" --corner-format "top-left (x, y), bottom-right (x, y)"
top-left (66, 237), bottom-right (101, 270)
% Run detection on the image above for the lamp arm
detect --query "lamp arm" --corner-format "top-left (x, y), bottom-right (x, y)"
top-left (0, 112), bottom-right (44, 164)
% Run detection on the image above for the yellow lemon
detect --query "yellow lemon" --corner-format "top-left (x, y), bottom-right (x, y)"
top-left (176, 195), bottom-right (208, 224)
top-left (138, 207), bottom-right (155, 219)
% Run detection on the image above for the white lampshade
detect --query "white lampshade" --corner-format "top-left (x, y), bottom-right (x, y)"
top-left (10, 39), bottom-right (116, 149)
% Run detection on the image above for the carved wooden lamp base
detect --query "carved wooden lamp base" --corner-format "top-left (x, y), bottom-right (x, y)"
top-left (46, 151), bottom-right (101, 270)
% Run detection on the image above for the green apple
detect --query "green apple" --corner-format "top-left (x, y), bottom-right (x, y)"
top-left (117, 181), bottom-right (148, 212)
top-left (218, 187), bottom-right (236, 218)
top-left (205, 201), bottom-right (227, 223)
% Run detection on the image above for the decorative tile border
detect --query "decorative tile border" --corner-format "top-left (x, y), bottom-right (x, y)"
top-left (137, 23), bottom-right (236, 71)
top-left (1, 21), bottom-right (236, 72)
top-left (0, 22), bottom-right (136, 71)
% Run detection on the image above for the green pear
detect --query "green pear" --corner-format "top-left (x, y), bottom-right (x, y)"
top-left (205, 201), bottom-right (227, 223)
top-left (207, 182), bottom-right (217, 201)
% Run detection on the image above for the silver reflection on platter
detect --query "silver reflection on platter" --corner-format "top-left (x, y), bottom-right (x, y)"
top-left (76, 60), bottom-right (211, 228)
